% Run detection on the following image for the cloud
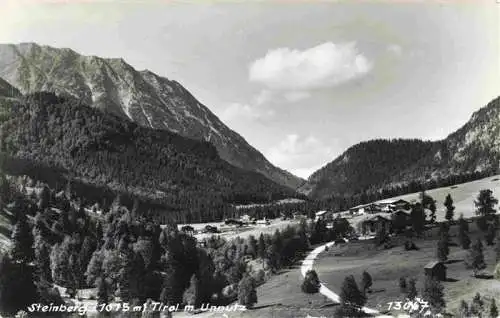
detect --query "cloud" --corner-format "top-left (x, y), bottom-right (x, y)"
top-left (249, 42), bottom-right (372, 92)
top-left (266, 134), bottom-right (337, 179)
top-left (283, 91), bottom-right (311, 103)
top-left (255, 89), bottom-right (273, 106)
top-left (387, 44), bottom-right (403, 57)
top-left (218, 102), bottom-right (275, 123)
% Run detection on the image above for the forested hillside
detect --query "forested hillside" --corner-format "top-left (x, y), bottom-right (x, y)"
top-left (303, 139), bottom-right (436, 198)
top-left (302, 97), bottom-right (500, 201)
top-left (0, 92), bottom-right (299, 221)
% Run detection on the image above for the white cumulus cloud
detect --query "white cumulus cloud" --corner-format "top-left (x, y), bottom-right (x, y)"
top-left (218, 102), bottom-right (275, 123)
top-left (249, 42), bottom-right (372, 92)
top-left (266, 134), bottom-right (337, 179)
top-left (387, 44), bottom-right (403, 57)
top-left (283, 91), bottom-right (311, 103)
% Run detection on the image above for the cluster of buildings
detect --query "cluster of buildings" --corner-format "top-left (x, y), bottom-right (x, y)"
top-left (314, 199), bottom-right (420, 236)
top-left (348, 199), bottom-right (412, 215)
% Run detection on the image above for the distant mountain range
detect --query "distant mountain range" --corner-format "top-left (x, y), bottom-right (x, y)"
top-left (1, 42), bottom-right (498, 204)
top-left (301, 97), bottom-right (500, 200)
top-left (0, 43), bottom-right (303, 189)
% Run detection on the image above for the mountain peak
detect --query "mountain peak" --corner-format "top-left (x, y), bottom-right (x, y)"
top-left (0, 42), bottom-right (303, 189)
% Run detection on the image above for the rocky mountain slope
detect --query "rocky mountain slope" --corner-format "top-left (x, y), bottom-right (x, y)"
top-left (0, 77), bottom-right (20, 98)
top-left (302, 96), bottom-right (500, 199)
top-left (0, 42), bottom-right (303, 189)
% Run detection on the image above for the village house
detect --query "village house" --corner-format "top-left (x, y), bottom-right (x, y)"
top-left (358, 213), bottom-right (392, 236)
top-left (315, 210), bottom-right (329, 221)
top-left (349, 203), bottom-right (379, 215)
top-left (424, 261), bottom-right (446, 281)
top-left (391, 199), bottom-right (411, 210)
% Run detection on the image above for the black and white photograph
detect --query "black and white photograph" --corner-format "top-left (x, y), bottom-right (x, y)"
top-left (0, 0), bottom-right (499, 317)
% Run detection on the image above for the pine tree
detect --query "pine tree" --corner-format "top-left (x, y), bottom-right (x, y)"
top-left (50, 237), bottom-right (73, 286)
top-left (238, 274), bottom-right (257, 309)
top-left (437, 232), bottom-right (450, 262)
top-left (34, 235), bottom-right (52, 283)
top-left (422, 276), bottom-right (445, 313)
top-left (458, 214), bottom-right (471, 250)
top-left (339, 275), bottom-right (366, 317)
top-left (37, 185), bottom-right (51, 211)
top-left (374, 226), bottom-right (389, 247)
top-left (399, 276), bottom-right (407, 294)
top-left (495, 234), bottom-right (500, 263)
top-left (475, 189), bottom-right (498, 232)
top-left (85, 250), bottom-right (104, 287)
top-left (272, 229), bottom-right (283, 268)
top-left (465, 239), bottom-right (486, 277)
top-left (361, 271), bottom-right (372, 293)
top-left (247, 235), bottom-right (257, 259)
top-left (459, 300), bottom-right (469, 318)
top-left (421, 191), bottom-right (436, 222)
top-left (265, 244), bottom-right (279, 272)
top-left (471, 293), bottom-right (484, 317)
top-left (79, 236), bottom-right (96, 273)
top-left (444, 194), bottom-right (455, 222)
top-left (117, 245), bottom-right (144, 302)
top-left (257, 234), bottom-right (266, 259)
top-left (410, 203), bottom-right (426, 236)
top-left (406, 278), bottom-right (417, 300)
top-left (131, 198), bottom-right (140, 217)
top-left (491, 299), bottom-right (498, 318)
top-left (486, 223), bottom-right (497, 246)
top-left (68, 253), bottom-right (82, 291)
top-left (160, 253), bottom-right (182, 306)
top-left (301, 270), bottom-right (320, 294)
top-left (196, 249), bottom-right (215, 304)
top-left (10, 213), bottom-right (34, 264)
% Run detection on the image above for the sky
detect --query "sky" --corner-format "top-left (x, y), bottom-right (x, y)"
top-left (0, 0), bottom-right (499, 179)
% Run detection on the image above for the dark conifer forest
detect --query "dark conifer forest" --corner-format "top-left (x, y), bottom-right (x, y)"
top-left (0, 92), bottom-right (302, 222)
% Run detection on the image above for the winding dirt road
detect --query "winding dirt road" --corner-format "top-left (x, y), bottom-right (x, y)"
top-left (300, 241), bottom-right (383, 316)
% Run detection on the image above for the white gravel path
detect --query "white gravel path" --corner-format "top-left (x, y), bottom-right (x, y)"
top-left (300, 241), bottom-right (395, 317)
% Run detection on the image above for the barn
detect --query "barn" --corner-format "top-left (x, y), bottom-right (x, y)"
top-left (424, 261), bottom-right (446, 281)
top-left (358, 214), bottom-right (392, 235)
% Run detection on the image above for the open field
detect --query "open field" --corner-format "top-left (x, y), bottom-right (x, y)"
top-left (173, 218), bottom-right (301, 241)
top-left (377, 175), bottom-right (500, 222)
top-left (315, 223), bottom-right (500, 316)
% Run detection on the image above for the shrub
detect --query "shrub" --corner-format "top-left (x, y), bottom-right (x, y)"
top-left (255, 269), bottom-right (266, 286)
top-left (301, 270), bottom-right (321, 294)
top-left (404, 240), bottom-right (419, 251)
